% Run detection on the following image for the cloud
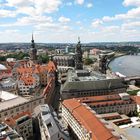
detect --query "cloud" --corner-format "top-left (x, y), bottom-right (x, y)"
top-left (122, 21), bottom-right (140, 30)
top-left (101, 26), bottom-right (120, 33)
top-left (34, 0), bottom-right (62, 14)
top-left (5, 0), bottom-right (32, 7)
top-left (58, 16), bottom-right (71, 23)
top-left (1, 0), bottom-right (140, 42)
top-left (86, 3), bottom-right (93, 8)
top-left (3, 0), bottom-right (62, 17)
top-left (0, 15), bottom-right (53, 27)
top-left (0, 9), bottom-right (16, 18)
top-left (123, 0), bottom-right (140, 7)
top-left (103, 7), bottom-right (140, 22)
top-left (75, 0), bottom-right (84, 5)
top-left (92, 19), bottom-right (103, 28)
top-left (4, 29), bottom-right (19, 33)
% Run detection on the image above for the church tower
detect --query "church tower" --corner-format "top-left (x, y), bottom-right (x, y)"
top-left (30, 33), bottom-right (37, 61)
top-left (75, 37), bottom-right (83, 70)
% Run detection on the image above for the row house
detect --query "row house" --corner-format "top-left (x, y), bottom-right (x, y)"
top-left (16, 60), bottom-right (56, 87)
top-left (18, 74), bottom-right (40, 95)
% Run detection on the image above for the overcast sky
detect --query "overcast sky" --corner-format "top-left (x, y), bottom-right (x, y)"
top-left (0, 0), bottom-right (140, 43)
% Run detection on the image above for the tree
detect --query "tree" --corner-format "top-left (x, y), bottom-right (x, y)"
top-left (0, 56), bottom-right (6, 61)
top-left (38, 54), bottom-right (49, 63)
top-left (84, 58), bottom-right (93, 65)
top-left (6, 52), bottom-right (29, 60)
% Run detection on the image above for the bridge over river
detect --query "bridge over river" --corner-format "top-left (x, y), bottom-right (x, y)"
top-left (124, 76), bottom-right (140, 81)
top-left (124, 76), bottom-right (140, 85)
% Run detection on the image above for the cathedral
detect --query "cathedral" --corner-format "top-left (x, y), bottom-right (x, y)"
top-left (75, 37), bottom-right (83, 70)
top-left (29, 34), bottom-right (37, 61)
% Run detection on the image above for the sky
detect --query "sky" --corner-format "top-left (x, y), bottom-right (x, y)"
top-left (0, 0), bottom-right (140, 43)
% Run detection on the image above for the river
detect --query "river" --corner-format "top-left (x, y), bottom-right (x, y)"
top-left (109, 55), bottom-right (140, 76)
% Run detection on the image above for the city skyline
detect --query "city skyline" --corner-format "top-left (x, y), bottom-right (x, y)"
top-left (0, 0), bottom-right (140, 43)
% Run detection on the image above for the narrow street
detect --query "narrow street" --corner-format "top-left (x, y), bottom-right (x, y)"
top-left (51, 82), bottom-right (61, 112)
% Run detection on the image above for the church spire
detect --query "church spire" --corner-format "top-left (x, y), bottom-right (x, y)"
top-left (30, 33), bottom-right (37, 61)
top-left (32, 33), bottom-right (34, 42)
top-left (31, 33), bottom-right (35, 48)
top-left (78, 36), bottom-right (80, 43)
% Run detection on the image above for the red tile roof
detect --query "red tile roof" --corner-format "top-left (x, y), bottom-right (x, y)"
top-left (63, 99), bottom-right (119, 140)
top-left (43, 78), bottom-right (55, 96)
top-left (5, 112), bottom-right (31, 127)
top-left (131, 95), bottom-right (140, 105)
top-left (87, 100), bottom-right (132, 107)
top-left (77, 94), bottom-right (121, 103)
top-left (77, 95), bottom-right (135, 107)
top-left (16, 61), bottom-right (56, 75)
top-left (20, 75), bottom-right (35, 85)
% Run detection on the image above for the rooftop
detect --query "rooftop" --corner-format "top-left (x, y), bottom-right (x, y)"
top-left (77, 93), bottom-right (132, 106)
top-left (5, 112), bottom-right (31, 127)
top-left (16, 61), bottom-right (56, 75)
top-left (63, 98), bottom-right (120, 140)
top-left (20, 75), bottom-right (36, 85)
top-left (0, 64), bottom-right (7, 70)
top-left (61, 70), bottom-right (126, 93)
top-left (67, 70), bottom-right (106, 82)
top-left (0, 78), bottom-right (16, 87)
top-left (0, 91), bottom-right (18, 101)
top-left (79, 95), bottom-right (134, 108)
top-left (0, 122), bottom-right (23, 140)
top-left (131, 95), bottom-right (140, 105)
top-left (53, 54), bottom-right (74, 59)
top-left (34, 104), bottom-right (69, 138)
top-left (0, 91), bottom-right (28, 112)
top-left (77, 94), bottom-right (121, 103)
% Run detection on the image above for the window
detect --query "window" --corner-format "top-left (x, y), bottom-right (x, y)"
top-left (21, 106), bottom-right (24, 110)
top-left (4, 112), bottom-right (8, 116)
top-left (10, 110), bottom-right (14, 114)
top-left (47, 123), bottom-right (52, 128)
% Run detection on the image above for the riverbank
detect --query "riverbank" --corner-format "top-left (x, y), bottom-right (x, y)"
top-left (108, 55), bottom-right (140, 76)
top-left (107, 53), bottom-right (126, 70)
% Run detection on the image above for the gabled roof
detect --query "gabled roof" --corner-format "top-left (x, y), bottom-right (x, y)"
top-left (63, 99), bottom-right (119, 140)
top-left (16, 61), bottom-right (56, 75)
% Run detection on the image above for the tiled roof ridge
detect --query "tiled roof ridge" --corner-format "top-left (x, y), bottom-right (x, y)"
top-left (63, 99), bottom-right (119, 140)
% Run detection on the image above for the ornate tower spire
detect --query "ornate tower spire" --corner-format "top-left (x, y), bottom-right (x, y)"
top-left (31, 33), bottom-right (35, 48)
top-left (30, 33), bottom-right (37, 61)
top-left (75, 37), bottom-right (83, 70)
top-left (32, 33), bottom-right (34, 41)
top-left (78, 36), bottom-right (80, 43)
